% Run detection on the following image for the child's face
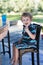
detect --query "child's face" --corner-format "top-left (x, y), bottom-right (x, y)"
top-left (21, 16), bottom-right (31, 26)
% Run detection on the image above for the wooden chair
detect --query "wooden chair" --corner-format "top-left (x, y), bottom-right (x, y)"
top-left (18, 24), bottom-right (42, 65)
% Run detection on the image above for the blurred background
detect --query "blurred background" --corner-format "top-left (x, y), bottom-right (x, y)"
top-left (0, 0), bottom-right (43, 22)
top-left (0, 0), bottom-right (43, 33)
top-left (0, 0), bottom-right (43, 65)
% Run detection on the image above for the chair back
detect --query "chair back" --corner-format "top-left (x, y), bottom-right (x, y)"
top-left (33, 23), bottom-right (42, 49)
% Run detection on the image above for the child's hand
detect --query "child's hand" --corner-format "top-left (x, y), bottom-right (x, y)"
top-left (25, 26), bottom-right (29, 33)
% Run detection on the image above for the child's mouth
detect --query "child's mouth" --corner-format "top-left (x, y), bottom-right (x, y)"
top-left (25, 23), bottom-right (28, 25)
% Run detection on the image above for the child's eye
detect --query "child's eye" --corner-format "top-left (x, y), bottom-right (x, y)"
top-left (23, 20), bottom-right (25, 21)
top-left (22, 18), bottom-right (29, 22)
top-left (22, 20), bottom-right (25, 22)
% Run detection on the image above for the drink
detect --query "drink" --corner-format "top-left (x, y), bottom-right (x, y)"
top-left (2, 14), bottom-right (7, 26)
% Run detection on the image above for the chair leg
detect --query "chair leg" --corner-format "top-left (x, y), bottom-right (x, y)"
top-left (8, 31), bottom-right (11, 58)
top-left (19, 50), bottom-right (22, 65)
top-left (37, 51), bottom-right (40, 65)
top-left (2, 39), bottom-right (5, 55)
top-left (31, 52), bottom-right (34, 65)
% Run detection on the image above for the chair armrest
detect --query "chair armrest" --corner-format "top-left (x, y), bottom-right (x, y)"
top-left (0, 25), bottom-right (8, 41)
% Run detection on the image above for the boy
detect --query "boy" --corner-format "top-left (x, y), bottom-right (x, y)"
top-left (11, 12), bottom-right (37, 65)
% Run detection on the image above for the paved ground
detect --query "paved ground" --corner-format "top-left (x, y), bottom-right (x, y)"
top-left (0, 25), bottom-right (43, 65)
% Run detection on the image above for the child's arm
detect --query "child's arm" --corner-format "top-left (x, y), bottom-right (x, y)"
top-left (25, 27), bottom-right (36, 39)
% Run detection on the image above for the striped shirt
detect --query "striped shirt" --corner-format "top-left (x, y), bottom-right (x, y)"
top-left (14, 23), bottom-right (37, 49)
top-left (22, 24), bottom-right (37, 45)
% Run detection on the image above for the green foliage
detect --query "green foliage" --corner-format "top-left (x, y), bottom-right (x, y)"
top-left (7, 7), bottom-right (14, 13)
top-left (0, 0), bottom-right (36, 13)
top-left (7, 15), bottom-right (21, 20)
top-left (38, 0), bottom-right (43, 12)
top-left (2, 0), bottom-right (9, 2)
top-left (0, 6), bottom-right (3, 13)
top-left (0, 0), bottom-right (43, 13)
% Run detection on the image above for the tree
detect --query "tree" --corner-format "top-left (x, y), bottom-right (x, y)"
top-left (38, 0), bottom-right (43, 12)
